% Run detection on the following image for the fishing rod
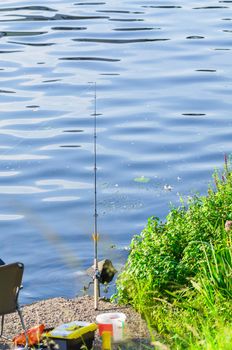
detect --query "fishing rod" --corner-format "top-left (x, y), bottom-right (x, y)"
top-left (92, 82), bottom-right (100, 310)
top-left (88, 82), bottom-right (117, 310)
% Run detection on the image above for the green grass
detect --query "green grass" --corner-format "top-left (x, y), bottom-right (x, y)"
top-left (115, 159), bottom-right (232, 349)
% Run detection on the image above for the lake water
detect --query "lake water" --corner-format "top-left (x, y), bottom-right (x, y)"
top-left (0, 0), bottom-right (232, 304)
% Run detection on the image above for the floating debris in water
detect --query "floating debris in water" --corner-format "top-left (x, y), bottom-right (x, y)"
top-left (134, 176), bottom-right (150, 183)
top-left (164, 184), bottom-right (173, 191)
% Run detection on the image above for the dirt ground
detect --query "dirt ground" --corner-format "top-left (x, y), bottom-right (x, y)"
top-left (0, 296), bottom-right (151, 349)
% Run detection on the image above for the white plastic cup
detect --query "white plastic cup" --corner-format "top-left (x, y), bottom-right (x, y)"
top-left (96, 312), bottom-right (126, 342)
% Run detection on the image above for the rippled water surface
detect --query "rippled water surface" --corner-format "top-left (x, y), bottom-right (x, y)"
top-left (1, 0), bottom-right (232, 303)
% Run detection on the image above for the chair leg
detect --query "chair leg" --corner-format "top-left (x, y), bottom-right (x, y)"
top-left (17, 307), bottom-right (29, 349)
top-left (0, 315), bottom-right (4, 337)
top-left (0, 310), bottom-right (29, 348)
top-left (0, 315), bottom-right (12, 341)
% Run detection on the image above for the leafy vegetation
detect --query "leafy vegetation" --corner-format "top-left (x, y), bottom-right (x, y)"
top-left (115, 158), bottom-right (232, 349)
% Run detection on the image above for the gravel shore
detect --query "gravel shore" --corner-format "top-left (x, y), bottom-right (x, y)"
top-left (0, 296), bottom-right (151, 349)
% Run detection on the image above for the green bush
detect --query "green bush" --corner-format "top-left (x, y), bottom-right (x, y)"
top-left (116, 161), bottom-right (232, 304)
top-left (115, 160), bottom-right (232, 349)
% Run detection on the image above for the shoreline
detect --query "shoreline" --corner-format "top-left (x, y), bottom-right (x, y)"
top-left (0, 295), bottom-right (150, 349)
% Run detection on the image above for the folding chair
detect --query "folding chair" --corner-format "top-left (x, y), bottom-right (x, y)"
top-left (0, 262), bottom-right (28, 348)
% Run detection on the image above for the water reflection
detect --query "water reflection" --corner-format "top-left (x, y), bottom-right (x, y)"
top-left (9, 41), bottom-right (55, 46)
top-left (73, 38), bottom-right (169, 43)
top-left (52, 26), bottom-right (87, 30)
top-left (142, 6), bottom-right (182, 9)
top-left (60, 57), bottom-right (120, 62)
top-left (0, 0), bottom-right (231, 304)
top-left (109, 18), bottom-right (144, 22)
top-left (113, 27), bottom-right (157, 31)
top-left (0, 89), bottom-right (16, 93)
top-left (186, 36), bottom-right (205, 39)
top-left (0, 6), bottom-right (57, 12)
top-left (0, 50), bottom-right (22, 54)
top-left (43, 79), bottom-right (62, 83)
top-left (0, 31), bottom-right (47, 36)
top-left (75, 2), bottom-right (106, 5)
top-left (60, 145), bottom-right (81, 148)
top-left (97, 10), bottom-right (144, 14)
top-left (63, 130), bottom-right (83, 133)
top-left (0, 13), bottom-right (109, 22)
top-left (195, 69), bottom-right (217, 72)
top-left (182, 113), bottom-right (206, 116)
top-left (42, 196), bottom-right (80, 202)
top-left (193, 6), bottom-right (228, 9)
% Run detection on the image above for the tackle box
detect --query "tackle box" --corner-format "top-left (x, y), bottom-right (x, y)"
top-left (45, 321), bottom-right (97, 350)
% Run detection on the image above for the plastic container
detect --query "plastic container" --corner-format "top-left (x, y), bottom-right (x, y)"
top-left (96, 312), bottom-right (126, 343)
top-left (46, 321), bottom-right (97, 350)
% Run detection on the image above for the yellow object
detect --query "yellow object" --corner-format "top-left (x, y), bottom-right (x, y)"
top-left (92, 233), bottom-right (99, 241)
top-left (46, 321), bottom-right (97, 339)
top-left (102, 331), bottom-right (111, 350)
